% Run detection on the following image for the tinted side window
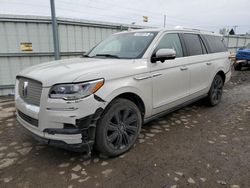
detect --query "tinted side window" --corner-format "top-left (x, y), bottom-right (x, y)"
top-left (183, 34), bottom-right (203, 56)
top-left (203, 35), bottom-right (227, 53)
top-left (200, 37), bottom-right (207, 54)
top-left (156, 33), bottom-right (183, 58)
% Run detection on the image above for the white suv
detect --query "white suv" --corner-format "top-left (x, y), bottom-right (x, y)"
top-left (15, 28), bottom-right (231, 156)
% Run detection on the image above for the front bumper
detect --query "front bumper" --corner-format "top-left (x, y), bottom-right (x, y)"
top-left (17, 106), bottom-right (103, 152)
top-left (22, 122), bottom-right (94, 152)
top-left (15, 84), bottom-right (105, 152)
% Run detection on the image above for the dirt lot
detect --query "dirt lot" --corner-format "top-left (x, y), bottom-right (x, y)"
top-left (0, 69), bottom-right (250, 188)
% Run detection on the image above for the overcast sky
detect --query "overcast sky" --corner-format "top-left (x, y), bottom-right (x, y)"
top-left (0, 0), bottom-right (250, 34)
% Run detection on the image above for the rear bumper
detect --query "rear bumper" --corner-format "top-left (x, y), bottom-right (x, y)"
top-left (241, 61), bottom-right (250, 67)
top-left (234, 60), bottom-right (250, 67)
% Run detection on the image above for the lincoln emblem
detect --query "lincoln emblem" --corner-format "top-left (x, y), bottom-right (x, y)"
top-left (23, 81), bottom-right (28, 98)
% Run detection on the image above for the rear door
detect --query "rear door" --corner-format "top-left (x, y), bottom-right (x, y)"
top-left (201, 34), bottom-right (230, 76)
top-left (182, 33), bottom-right (212, 96)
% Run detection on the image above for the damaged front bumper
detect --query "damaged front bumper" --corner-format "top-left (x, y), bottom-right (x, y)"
top-left (15, 87), bottom-right (105, 152)
top-left (17, 108), bottom-right (103, 152)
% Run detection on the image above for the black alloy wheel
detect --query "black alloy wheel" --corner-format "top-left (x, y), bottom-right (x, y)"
top-left (106, 108), bottom-right (138, 150)
top-left (207, 74), bottom-right (224, 106)
top-left (95, 98), bottom-right (142, 157)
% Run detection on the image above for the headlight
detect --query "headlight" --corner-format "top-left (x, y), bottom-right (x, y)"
top-left (49, 79), bottom-right (104, 100)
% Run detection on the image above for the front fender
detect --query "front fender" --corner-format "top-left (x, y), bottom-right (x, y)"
top-left (95, 78), bottom-right (152, 118)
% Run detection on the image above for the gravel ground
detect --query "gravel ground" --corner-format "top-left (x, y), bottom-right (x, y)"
top-left (0, 69), bottom-right (250, 188)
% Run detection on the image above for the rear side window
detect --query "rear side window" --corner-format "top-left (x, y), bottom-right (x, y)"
top-left (155, 33), bottom-right (183, 58)
top-left (202, 35), bottom-right (227, 53)
top-left (200, 37), bottom-right (208, 54)
top-left (182, 34), bottom-right (204, 56)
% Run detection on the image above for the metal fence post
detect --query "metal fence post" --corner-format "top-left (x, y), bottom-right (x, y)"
top-left (244, 37), bottom-right (247, 47)
top-left (235, 36), bottom-right (239, 52)
top-left (50, 0), bottom-right (60, 60)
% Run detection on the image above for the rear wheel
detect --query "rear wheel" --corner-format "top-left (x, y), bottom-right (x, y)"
top-left (207, 74), bottom-right (224, 106)
top-left (95, 98), bottom-right (142, 157)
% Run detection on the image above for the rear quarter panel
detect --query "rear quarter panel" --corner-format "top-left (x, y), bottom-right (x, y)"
top-left (209, 51), bottom-right (231, 86)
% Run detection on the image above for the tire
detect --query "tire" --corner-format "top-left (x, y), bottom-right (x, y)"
top-left (95, 98), bottom-right (142, 157)
top-left (206, 74), bottom-right (224, 106)
top-left (234, 63), bottom-right (242, 71)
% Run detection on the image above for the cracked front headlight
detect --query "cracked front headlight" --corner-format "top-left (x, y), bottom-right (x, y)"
top-left (49, 79), bottom-right (104, 100)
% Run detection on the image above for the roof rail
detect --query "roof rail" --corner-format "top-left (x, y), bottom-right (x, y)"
top-left (182, 27), bottom-right (214, 33)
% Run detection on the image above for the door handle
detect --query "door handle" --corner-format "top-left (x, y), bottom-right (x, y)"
top-left (152, 73), bottom-right (162, 77)
top-left (206, 62), bottom-right (212, 65)
top-left (180, 66), bottom-right (188, 71)
top-left (134, 75), bottom-right (152, 80)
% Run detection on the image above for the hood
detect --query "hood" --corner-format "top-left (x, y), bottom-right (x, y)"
top-left (17, 57), bottom-right (148, 87)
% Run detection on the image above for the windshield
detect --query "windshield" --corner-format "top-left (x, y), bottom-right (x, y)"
top-left (86, 32), bottom-right (158, 59)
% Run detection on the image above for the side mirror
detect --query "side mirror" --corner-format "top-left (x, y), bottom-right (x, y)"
top-left (151, 48), bottom-right (176, 63)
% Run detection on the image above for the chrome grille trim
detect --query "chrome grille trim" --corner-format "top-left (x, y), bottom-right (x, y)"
top-left (18, 77), bottom-right (42, 106)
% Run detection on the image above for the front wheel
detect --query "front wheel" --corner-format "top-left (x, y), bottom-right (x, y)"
top-left (95, 98), bottom-right (142, 157)
top-left (206, 74), bottom-right (224, 106)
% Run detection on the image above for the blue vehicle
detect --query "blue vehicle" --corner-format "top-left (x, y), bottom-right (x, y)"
top-left (235, 43), bottom-right (250, 70)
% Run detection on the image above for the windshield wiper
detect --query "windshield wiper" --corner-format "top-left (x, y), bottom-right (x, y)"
top-left (95, 54), bottom-right (120, 59)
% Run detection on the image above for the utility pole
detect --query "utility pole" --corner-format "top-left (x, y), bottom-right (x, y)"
top-left (50, 0), bottom-right (60, 60)
top-left (163, 14), bottom-right (166, 28)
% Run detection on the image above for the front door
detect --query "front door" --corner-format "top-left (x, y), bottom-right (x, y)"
top-left (151, 33), bottom-right (190, 115)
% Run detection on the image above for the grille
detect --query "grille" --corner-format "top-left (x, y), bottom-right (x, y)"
top-left (18, 77), bottom-right (42, 106)
top-left (18, 110), bottom-right (39, 127)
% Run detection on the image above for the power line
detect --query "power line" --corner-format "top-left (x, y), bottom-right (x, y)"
top-left (57, 0), bottom-right (223, 27)
top-left (59, 0), bottom-right (165, 17)
top-left (56, 1), bottom-right (200, 27)
top-left (0, 1), bottom-right (212, 27)
top-left (57, 0), bottom-right (165, 21)
top-left (1, 1), bottom-right (250, 31)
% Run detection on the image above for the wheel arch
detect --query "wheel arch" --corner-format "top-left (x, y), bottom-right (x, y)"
top-left (210, 67), bottom-right (226, 86)
top-left (112, 92), bottom-right (146, 118)
top-left (103, 87), bottom-right (149, 119)
top-left (216, 70), bottom-right (226, 83)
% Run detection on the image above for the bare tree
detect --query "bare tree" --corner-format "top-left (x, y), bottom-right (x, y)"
top-left (219, 28), bottom-right (227, 35)
top-left (219, 28), bottom-right (228, 35)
